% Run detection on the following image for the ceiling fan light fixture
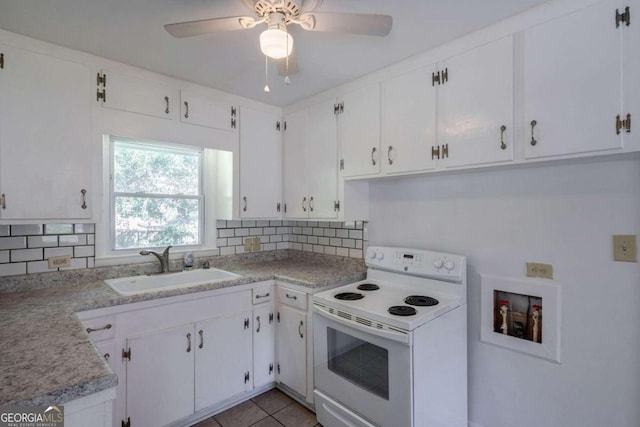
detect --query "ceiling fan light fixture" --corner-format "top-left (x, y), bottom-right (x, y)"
top-left (259, 25), bottom-right (293, 59)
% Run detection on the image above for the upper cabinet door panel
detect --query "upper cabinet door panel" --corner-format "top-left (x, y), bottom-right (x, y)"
top-left (283, 108), bottom-right (309, 219)
top-left (180, 89), bottom-right (236, 131)
top-left (622, 0), bottom-right (638, 150)
top-left (440, 36), bottom-right (514, 168)
top-left (524, 0), bottom-right (622, 159)
top-left (0, 45), bottom-right (92, 220)
top-left (339, 84), bottom-right (381, 177)
top-left (383, 66), bottom-right (437, 174)
top-left (100, 70), bottom-right (173, 119)
top-left (308, 98), bottom-right (338, 219)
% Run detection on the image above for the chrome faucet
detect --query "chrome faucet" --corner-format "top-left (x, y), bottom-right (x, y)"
top-left (139, 246), bottom-right (172, 273)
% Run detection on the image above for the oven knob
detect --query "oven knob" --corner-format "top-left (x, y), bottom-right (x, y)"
top-left (376, 251), bottom-right (385, 261)
top-left (433, 258), bottom-right (444, 269)
top-left (444, 260), bottom-right (455, 271)
top-left (368, 250), bottom-right (377, 260)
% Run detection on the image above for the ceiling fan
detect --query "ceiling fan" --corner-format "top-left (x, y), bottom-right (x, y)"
top-left (164, 0), bottom-right (392, 85)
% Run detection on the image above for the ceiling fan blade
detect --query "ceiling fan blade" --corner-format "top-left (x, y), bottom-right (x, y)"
top-left (164, 16), bottom-right (255, 38)
top-left (276, 50), bottom-right (299, 76)
top-left (302, 12), bottom-right (392, 36)
top-left (300, 0), bottom-right (323, 13)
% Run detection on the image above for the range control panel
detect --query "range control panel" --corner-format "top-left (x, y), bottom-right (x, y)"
top-left (366, 246), bottom-right (465, 281)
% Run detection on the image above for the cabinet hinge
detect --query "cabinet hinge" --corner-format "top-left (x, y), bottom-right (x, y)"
top-left (97, 72), bottom-right (107, 87)
top-left (121, 417), bottom-right (131, 427)
top-left (122, 348), bottom-right (131, 361)
top-left (334, 103), bottom-right (340, 115)
top-left (276, 121), bottom-right (281, 131)
top-left (277, 363), bottom-right (281, 374)
top-left (616, 113), bottom-right (632, 134)
top-left (277, 202), bottom-right (281, 213)
top-left (269, 363), bottom-right (274, 374)
top-left (96, 89), bottom-right (106, 102)
top-left (616, 6), bottom-right (631, 27)
top-left (441, 68), bottom-right (449, 84)
top-left (244, 371), bottom-right (250, 383)
top-left (0, 53), bottom-right (4, 69)
top-left (230, 106), bottom-right (237, 129)
top-left (340, 102), bottom-right (344, 114)
top-left (340, 159), bottom-right (344, 170)
top-left (334, 201), bottom-right (340, 212)
top-left (283, 121), bottom-right (287, 131)
top-left (284, 203), bottom-right (287, 213)
top-left (269, 312), bottom-right (274, 324)
top-left (277, 311), bottom-right (280, 322)
top-left (441, 143), bottom-right (449, 158)
top-left (432, 71), bottom-right (440, 86)
top-left (244, 318), bottom-right (250, 329)
top-left (431, 145), bottom-right (440, 160)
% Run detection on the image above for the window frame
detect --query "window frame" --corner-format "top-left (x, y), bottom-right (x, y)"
top-left (109, 136), bottom-right (205, 252)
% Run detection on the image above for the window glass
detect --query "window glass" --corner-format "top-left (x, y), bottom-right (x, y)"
top-left (111, 138), bottom-right (203, 250)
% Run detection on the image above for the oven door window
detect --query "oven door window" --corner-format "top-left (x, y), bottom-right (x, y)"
top-left (327, 327), bottom-right (389, 400)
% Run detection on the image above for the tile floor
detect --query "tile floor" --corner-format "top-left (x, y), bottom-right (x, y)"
top-left (192, 388), bottom-right (321, 427)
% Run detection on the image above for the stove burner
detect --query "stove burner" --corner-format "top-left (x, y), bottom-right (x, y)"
top-left (405, 295), bottom-right (439, 307)
top-left (357, 283), bottom-right (380, 291)
top-left (335, 292), bottom-right (364, 301)
top-left (388, 305), bottom-right (417, 316)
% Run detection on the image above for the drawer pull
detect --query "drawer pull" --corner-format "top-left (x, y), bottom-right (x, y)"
top-left (285, 293), bottom-right (297, 300)
top-left (86, 323), bottom-right (112, 334)
top-left (255, 293), bottom-right (270, 299)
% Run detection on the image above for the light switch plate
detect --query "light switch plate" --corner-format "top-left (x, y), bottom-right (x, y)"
top-left (613, 235), bottom-right (637, 262)
top-left (526, 262), bottom-right (553, 279)
top-left (48, 256), bottom-right (71, 269)
top-left (252, 236), bottom-right (261, 252)
top-left (244, 238), bottom-right (253, 252)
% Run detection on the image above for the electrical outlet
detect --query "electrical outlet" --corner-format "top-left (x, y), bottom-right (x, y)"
top-left (613, 235), bottom-right (637, 262)
top-left (526, 262), bottom-right (553, 279)
top-left (48, 256), bottom-right (71, 269)
top-left (244, 238), bottom-right (253, 252)
top-left (252, 236), bottom-right (261, 252)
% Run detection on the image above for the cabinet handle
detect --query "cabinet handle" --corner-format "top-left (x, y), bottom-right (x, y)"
top-left (530, 120), bottom-right (537, 146)
top-left (184, 101), bottom-right (189, 118)
top-left (86, 323), bottom-right (112, 334)
top-left (256, 316), bottom-right (261, 333)
top-left (1, 194), bottom-right (5, 210)
top-left (371, 147), bottom-right (377, 165)
top-left (286, 293), bottom-right (297, 300)
top-left (165, 96), bottom-right (170, 114)
top-left (186, 333), bottom-right (192, 353)
top-left (298, 320), bottom-right (304, 338)
top-left (255, 292), bottom-right (270, 299)
top-left (387, 146), bottom-right (393, 165)
top-left (302, 197), bottom-right (307, 212)
top-left (309, 196), bottom-right (314, 212)
top-left (243, 196), bottom-right (247, 212)
top-left (80, 189), bottom-right (87, 210)
top-left (500, 125), bottom-right (507, 150)
top-left (198, 330), bottom-right (203, 349)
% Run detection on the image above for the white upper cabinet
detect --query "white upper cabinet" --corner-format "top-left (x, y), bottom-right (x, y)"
top-left (439, 36), bottom-right (514, 168)
top-left (284, 99), bottom-right (339, 219)
top-left (180, 89), bottom-right (237, 132)
top-left (339, 84), bottom-right (381, 178)
top-left (98, 69), bottom-right (173, 119)
top-left (382, 66), bottom-right (437, 174)
top-left (239, 106), bottom-right (282, 219)
top-left (0, 44), bottom-right (92, 220)
top-left (523, 0), bottom-right (623, 159)
top-left (622, 0), bottom-right (638, 151)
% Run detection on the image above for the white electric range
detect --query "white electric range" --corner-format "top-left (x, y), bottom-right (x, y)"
top-left (312, 246), bottom-right (468, 427)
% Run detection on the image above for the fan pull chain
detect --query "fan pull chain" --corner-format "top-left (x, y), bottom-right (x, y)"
top-left (264, 55), bottom-right (270, 93)
top-left (284, 25), bottom-right (291, 85)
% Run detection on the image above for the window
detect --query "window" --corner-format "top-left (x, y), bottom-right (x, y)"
top-left (111, 137), bottom-right (203, 250)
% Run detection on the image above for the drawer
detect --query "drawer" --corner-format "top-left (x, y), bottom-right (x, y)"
top-left (278, 286), bottom-right (307, 311)
top-left (82, 315), bottom-right (116, 342)
top-left (253, 285), bottom-right (273, 304)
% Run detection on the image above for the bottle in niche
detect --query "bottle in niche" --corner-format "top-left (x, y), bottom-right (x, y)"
top-left (183, 253), bottom-right (194, 271)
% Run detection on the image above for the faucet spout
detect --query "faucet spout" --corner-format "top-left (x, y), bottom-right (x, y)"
top-left (140, 246), bottom-right (172, 273)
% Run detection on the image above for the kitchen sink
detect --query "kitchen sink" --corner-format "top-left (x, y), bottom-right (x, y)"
top-left (105, 268), bottom-right (241, 295)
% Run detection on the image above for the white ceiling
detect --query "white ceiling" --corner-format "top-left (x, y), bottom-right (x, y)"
top-left (0, 0), bottom-right (549, 106)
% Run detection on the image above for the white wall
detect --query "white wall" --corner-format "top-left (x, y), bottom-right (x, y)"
top-left (368, 158), bottom-right (640, 427)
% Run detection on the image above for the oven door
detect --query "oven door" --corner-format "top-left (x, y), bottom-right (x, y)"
top-left (313, 306), bottom-right (413, 427)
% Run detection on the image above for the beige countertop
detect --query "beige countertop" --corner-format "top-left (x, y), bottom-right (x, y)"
top-left (0, 253), bottom-right (366, 406)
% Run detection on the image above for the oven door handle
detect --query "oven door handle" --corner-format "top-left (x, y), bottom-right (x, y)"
top-left (314, 304), bottom-right (411, 345)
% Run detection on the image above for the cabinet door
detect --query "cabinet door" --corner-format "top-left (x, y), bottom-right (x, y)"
top-left (126, 324), bottom-right (195, 427)
top-left (383, 66), bottom-right (437, 174)
top-left (623, 0), bottom-right (638, 151)
top-left (339, 84), bottom-right (381, 177)
top-left (100, 70), bottom-right (173, 119)
top-left (439, 36), bottom-right (514, 168)
top-left (276, 304), bottom-right (307, 397)
top-left (195, 312), bottom-right (252, 411)
top-left (253, 305), bottom-right (276, 388)
top-left (524, 0), bottom-right (622, 158)
top-left (239, 107), bottom-right (282, 218)
top-left (308, 98), bottom-right (339, 219)
top-left (0, 45), bottom-right (92, 220)
top-left (180, 89), bottom-right (236, 131)
top-left (283, 108), bottom-right (309, 219)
